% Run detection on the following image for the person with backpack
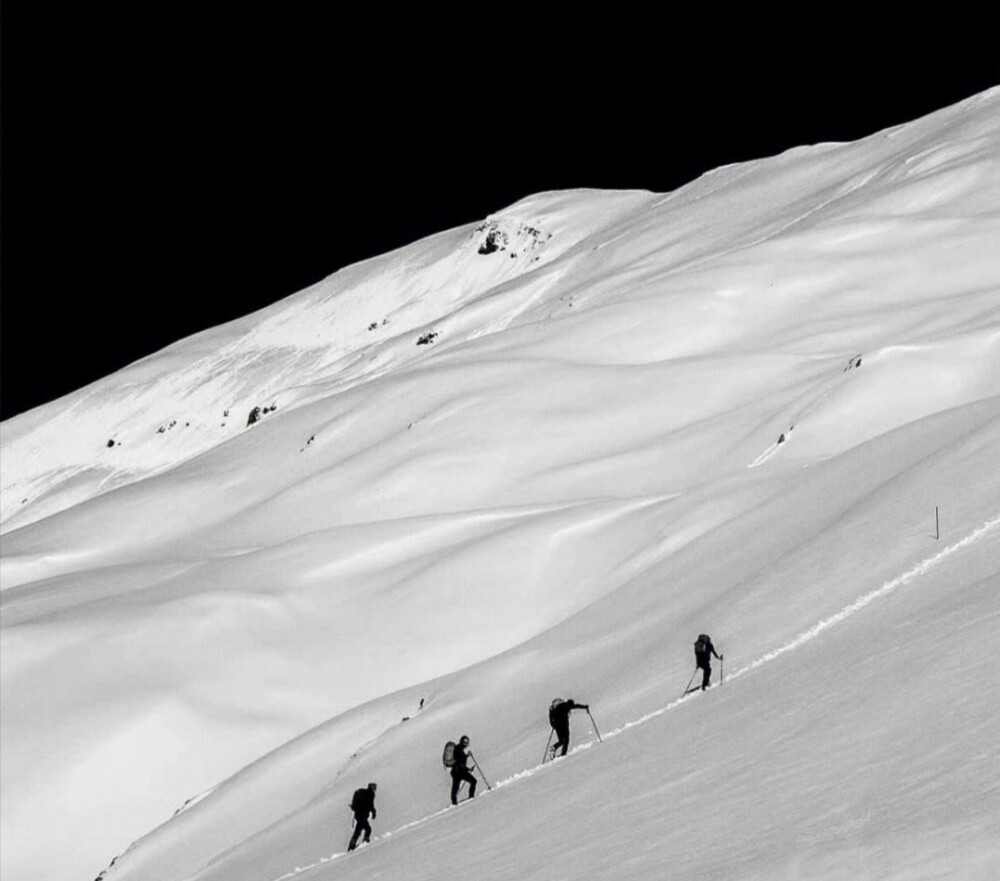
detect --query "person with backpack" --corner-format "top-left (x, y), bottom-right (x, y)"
top-left (449, 735), bottom-right (477, 805)
top-left (548, 698), bottom-right (589, 759)
top-left (694, 634), bottom-right (723, 690)
top-left (347, 782), bottom-right (377, 851)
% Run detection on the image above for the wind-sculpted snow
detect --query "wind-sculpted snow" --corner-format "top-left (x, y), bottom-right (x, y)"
top-left (3, 89), bottom-right (1000, 881)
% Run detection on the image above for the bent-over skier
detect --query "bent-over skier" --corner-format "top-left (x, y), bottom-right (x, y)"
top-left (548, 698), bottom-right (589, 758)
top-left (694, 634), bottom-right (722, 690)
top-left (450, 736), bottom-right (477, 805)
top-left (347, 782), bottom-right (377, 851)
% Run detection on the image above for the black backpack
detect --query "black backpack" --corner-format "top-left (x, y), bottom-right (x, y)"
top-left (350, 788), bottom-right (370, 813)
top-left (549, 698), bottom-right (565, 728)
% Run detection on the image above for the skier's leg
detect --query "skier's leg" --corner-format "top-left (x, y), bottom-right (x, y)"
top-left (348, 819), bottom-right (362, 851)
top-left (701, 663), bottom-right (711, 690)
top-left (558, 724), bottom-right (571, 756)
top-left (466, 769), bottom-right (477, 799)
top-left (451, 774), bottom-right (461, 805)
top-left (361, 818), bottom-right (372, 843)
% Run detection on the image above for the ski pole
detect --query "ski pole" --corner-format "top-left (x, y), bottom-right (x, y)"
top-left (587, 708), bottom-right (603, 743)
top-left (542, 729), bottom-right (554, 763)
top-left (682, 667), bottom-right (697, 697)
top-left (721, 655), bottom-right (724, 685)
top-left (468, 751), bottom-right (492, 790)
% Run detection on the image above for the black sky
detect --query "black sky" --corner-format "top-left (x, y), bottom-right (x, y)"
top-left (2, 9), bottom-right (997, 420)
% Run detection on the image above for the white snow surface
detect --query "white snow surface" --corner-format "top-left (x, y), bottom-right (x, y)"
top-left (2, 88), bottom-right (999, 881)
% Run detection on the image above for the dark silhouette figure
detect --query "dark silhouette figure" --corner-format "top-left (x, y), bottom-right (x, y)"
top-left (450, 736), bottom-right (477, 805)
top-left (347, 782), bottom-right (377, 851)
top-left (548, 698), bottom-right (589, 758)
top-left (694, 634), bottom-right (722, 690)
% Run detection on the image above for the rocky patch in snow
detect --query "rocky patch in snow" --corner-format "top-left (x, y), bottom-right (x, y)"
top-left (247, 404), bottom-right (279, 427)
top-left (474, 218), bottom-right (552, 258)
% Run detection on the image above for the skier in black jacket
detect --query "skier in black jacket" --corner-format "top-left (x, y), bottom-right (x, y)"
top-left (548, 698), bottom-right (589, 759)
top-left (450, 736), bottom-right (477, 805)
top-left (347, 782), bottom-right (377, 851)
top-left (694, 634), bottom-right (723, 690)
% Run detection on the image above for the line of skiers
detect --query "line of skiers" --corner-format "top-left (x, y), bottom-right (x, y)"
top-left (346, 633), bottom-right (722, 851)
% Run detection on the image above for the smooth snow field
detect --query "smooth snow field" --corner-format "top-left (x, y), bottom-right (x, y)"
top-left (2, 89), bottom-right (999, 881)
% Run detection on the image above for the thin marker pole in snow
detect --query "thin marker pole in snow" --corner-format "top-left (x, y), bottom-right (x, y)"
top-left (935, 506), bottom-right (940, 540)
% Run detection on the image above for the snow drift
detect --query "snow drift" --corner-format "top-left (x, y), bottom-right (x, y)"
top-left (1, 88), bottom-right (998, 881)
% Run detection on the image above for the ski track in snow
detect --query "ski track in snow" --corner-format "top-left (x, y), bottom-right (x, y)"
top-left (269, 513), bottom-right (1000, 880)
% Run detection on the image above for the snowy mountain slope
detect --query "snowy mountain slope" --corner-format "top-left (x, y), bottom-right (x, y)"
top-left (102, 398), bottom-right (1000, 881)
top-left (1, 88), bottom-right (998, 881)
top-left (0, 189), bottom-right (649, 533)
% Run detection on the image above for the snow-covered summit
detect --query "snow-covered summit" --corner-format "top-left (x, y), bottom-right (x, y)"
top-left (0, 188), bottom-right (648, 533)
top-left (1, 89), bottom-right (999, 881)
